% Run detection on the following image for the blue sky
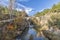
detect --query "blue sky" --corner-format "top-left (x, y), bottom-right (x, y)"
top-left (0, 0), bottom-right (60, 16)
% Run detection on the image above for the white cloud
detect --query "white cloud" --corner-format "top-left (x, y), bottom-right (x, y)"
top-left (15, 8), bottom-right (22, 11)
top-left (15, 7), bottom-right (33, 14)
top-left (39, 9), bottom-right (44, 12)
top-left (25, 8), bottom-right (33, 14)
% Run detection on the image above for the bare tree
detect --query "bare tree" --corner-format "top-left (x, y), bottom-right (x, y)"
top-left (8, 0), bottom-right (15, 19)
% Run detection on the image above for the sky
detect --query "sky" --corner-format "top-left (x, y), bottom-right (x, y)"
top-left (0, 0), bottom-right (60, 16)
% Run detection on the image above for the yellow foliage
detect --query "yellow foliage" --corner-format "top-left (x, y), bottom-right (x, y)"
top-left (7, 24), bottom-right (14, 30)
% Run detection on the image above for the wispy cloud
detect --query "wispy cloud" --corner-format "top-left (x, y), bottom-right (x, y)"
top-left (15, 2), bottom-right (33, 14)
top-left (16, 0), bottom-right (30, 2)
top-left (0, 0), bottom-right (8, 6)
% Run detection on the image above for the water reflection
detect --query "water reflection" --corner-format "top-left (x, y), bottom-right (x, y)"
top-left (16, 24), bottom-right (46, 40)
top-left (23, 28), bottom-right (37, 40)
top-left (16, 27), bottom-right (47, 40)
top-left (24, 28), bottom-right (46, 40)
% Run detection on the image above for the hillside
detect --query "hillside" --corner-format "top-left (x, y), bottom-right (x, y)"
top-left (32, 2), bottom-right (60, 40)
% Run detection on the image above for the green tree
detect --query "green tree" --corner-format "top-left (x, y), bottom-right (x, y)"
top-left (34, 9), bottom-right (50, 17)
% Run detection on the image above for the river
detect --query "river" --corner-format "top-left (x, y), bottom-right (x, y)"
top-left (15, 26), bottom-right (47, 40)
top-left (16, 19), bottom-right (48, 40)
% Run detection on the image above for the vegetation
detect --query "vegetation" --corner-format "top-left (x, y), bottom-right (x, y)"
top-left (34, 9), bottom-right (50, 17)
top-left (51, 2), bottom-right (60, 12)
top-left (0, 6), bottom-right (28, 17)
top-left (48, 14), bottom-right (60, 29)
top-left (0, 1), bottom-right (60, 40)
top-left (0, 5), bottom-right (29, 40)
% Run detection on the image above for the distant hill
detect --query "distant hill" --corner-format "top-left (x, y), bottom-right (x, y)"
top-left (34, 2), bottom-right (60, 17)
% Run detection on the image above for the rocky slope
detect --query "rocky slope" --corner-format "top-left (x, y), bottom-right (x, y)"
top-left (32, 2), bottom-right (60, 40)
